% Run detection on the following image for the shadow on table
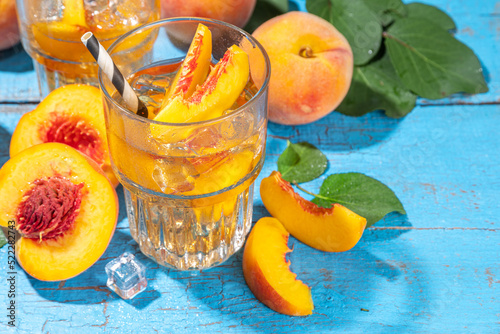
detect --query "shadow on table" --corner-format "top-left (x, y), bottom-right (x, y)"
top-left (27, 187), bottom-right (161, 309)
top-left (267, 109), bottom-right (404, 152)
top-left (0, 43), bottom-right (33, 73)
top-left (153, 206), bottom-right (420, 331)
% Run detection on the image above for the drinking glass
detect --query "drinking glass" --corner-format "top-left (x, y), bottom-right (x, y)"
top-left (15, 0), bottom-right (160, 97)
top-left (99, 18), bottom-right (270, 270)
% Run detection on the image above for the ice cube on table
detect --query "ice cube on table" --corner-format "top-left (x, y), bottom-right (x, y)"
top-left (105, 252), bottom-right (147, 299)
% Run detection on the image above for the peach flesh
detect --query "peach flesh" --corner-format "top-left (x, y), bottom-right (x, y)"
top-left (260, 171), bottom-right (366, 252)
top-left (44, 114), bottom-right (104, 165)
top-left (252, 11), bottom-right (353, 125)
top-left (243, 217), bottom-right (314, 316)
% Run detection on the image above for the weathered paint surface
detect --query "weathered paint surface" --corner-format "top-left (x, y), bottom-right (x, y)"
top-left (0, 0), bottom-right (498, 332)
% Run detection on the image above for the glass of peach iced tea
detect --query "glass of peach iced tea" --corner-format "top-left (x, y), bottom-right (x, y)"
top-left (99, 18), bottom-right (270, 270)
top-left (15, 0), bottom-right (160, 97)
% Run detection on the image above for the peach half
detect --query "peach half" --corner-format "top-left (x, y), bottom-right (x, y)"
top-left (260, 171), bottom-right (366, 252)
top-left (252, 11), bottom-right (353, 125)
top-left (243, 217), bottom-right (314, 316)
top-left (0, 143), bottom-right (118, 281)
top-left (10, 84), bottom-right (119, 187)
top-left (160, 23), bottom-right (212, 110)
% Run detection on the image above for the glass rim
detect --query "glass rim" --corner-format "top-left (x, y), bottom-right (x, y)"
top-left (99, 17), bottom-right (271, 127)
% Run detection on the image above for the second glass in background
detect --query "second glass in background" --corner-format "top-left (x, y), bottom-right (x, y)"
top-left (15, 0), bottom-right (160, 97)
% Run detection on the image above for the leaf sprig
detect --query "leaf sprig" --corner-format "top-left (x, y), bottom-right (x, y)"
top-left (305, 0), bottom-right (488, 118)
top-left (278, 142), bottom-right (406, 227)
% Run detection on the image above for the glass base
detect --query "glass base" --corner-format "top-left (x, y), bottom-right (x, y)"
top-left (124, 184), bottom-right (254, 270)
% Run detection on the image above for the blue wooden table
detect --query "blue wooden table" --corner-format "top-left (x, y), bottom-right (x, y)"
top-left (1, 0), bottom-right (498, 332)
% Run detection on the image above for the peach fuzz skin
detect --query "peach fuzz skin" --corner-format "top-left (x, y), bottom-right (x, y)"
top-left (243, 217), bottom-right (314, 316)
top-left (260, 171), bottom-right (366, 252)
top-left (161, 0), bottom-right (256, 28)
top-left (0, 0), bottom-right (20, 50)
top-left (252, 11), bottom-right (353, 125)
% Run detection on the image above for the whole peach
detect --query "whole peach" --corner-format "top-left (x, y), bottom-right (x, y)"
top-left (0, 0), bottom-right (20, 50)
top-left (252, 11), bottom-right (353, 125)
top-left (161, 0), bottom-right (257, 28)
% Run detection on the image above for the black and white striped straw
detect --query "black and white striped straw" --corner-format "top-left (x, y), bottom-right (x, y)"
top-left (81, 32), bottom-right (148, 118)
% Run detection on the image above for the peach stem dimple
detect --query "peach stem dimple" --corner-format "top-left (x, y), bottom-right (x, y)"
top-left (299, 46), bottom-right (314, 58)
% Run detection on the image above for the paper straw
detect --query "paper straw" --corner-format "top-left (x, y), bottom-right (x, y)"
top-left (81, 32), bottom-right (148, 118)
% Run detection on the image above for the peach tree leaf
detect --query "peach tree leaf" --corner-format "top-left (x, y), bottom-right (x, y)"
top-left (385, 18), bottom-right (488, 99)
top-left (312, 173), bottom-right (406, 227)
top-left (362, 0), bottom-right (407, 26)
top-left (306, 0), bottom-right (383, 65)
top-left (406, 2), bottom-right (456, 31)
top-left (278, 141), bottom-right (328, 183)
top-left (337, 52), bottom-right (417, 118)
top-left (244, 0), bottom-right (288, 33)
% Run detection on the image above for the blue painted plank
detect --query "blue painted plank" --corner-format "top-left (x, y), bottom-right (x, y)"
top-left (2, 104), bottom-right (497, 230)
top-left (1, 225), bottom-right (497, 333)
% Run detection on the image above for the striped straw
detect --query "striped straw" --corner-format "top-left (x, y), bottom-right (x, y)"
top-left (81, 32), bottom-right (148, 118)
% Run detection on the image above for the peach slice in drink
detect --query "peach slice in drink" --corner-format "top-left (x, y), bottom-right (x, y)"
top-left (153, 44), bottom-right (249, 128)
top-left (160, 23), bottom-right (212, 111)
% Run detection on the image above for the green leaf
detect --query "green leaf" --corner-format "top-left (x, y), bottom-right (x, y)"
top-left (278, 141), bottom-right (328, 183)
top-left (0, 229), bottom-right (7, 249)
top-left (312, 173), bottom-right (406, 227)
top-left (337, 53), bottom-right (417, 118)
top-left (244, 0), bottom-right (289, 33)
top-left (363, 0), bottom-right (407, 26)
top-left (406, 2), bottom-right (456, 31)
top-left (385, 18), bottom-right (488, 99)
top-left (306, 0), bottom-right (383, 65)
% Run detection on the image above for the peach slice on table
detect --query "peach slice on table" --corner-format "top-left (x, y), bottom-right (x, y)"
top-left (243, 217), bottom-right (314, 316)
top-left (10, 84), bottom-right (119, 187)
top-left (0, 143), bottom-right (118, 281)
top-left (160, 23), bottom-right (212, 111)
top-left (260, 171), bottom-right (367, 252)
top-left (153, 44), bottom-right (249, 130)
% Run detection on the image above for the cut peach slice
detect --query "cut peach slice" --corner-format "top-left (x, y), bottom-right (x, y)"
top-left (260, 171), bottom-right (367, 252)
top-left (153, 44), bottom-right (249, 127)
top-left (160, 23), bottom-right (212, 110)
top-left (0, 143), bottom-right (118, 281)
top-left (243, 217), bottom-right (314, 316)
top-left (10, 84), bottom-right (119, 187)
top-left (62, 0), bottom-right (88, 27)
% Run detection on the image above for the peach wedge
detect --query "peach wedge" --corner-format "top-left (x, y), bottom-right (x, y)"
top-left (260, 171), bottom-right (366, 252)
top-left (153, 44), bottom-right (249, 126)
top-left (160, 23), bottom-right (212, 110)
top-left (243, 217), bottom-right (314, 316)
